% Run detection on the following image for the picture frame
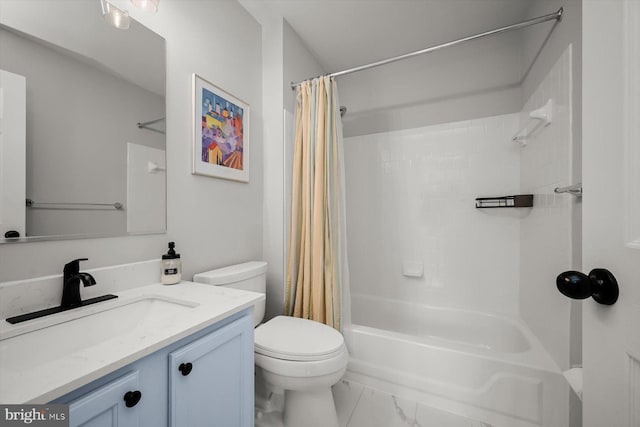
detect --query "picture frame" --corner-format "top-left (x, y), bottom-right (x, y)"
top-left (192, 74), bottom-right (249, 182)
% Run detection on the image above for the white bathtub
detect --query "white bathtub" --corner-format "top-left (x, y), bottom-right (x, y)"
top-left (346, 294), bottom-right (569, 427)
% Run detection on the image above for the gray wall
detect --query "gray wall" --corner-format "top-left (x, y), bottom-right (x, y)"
top-left (283, 21), bottom-right (325, 115)
top-left (521, 0), bottom-right (581, 107)
top-left (0, 28), bottom-right (164, 238)
top-left (256, 11), bottom-right (325, 319)
top-left (0, 0), bottom-right (263, 283)
top-left (339, 29), bottom-right (525, 137)
top-left (260, 12), bottom-right (285, 320)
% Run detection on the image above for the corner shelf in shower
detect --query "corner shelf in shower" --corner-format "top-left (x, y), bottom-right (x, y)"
top-left (475, 195), bottom-right (533, 208)
top-left (512, 99), bottom-right (553, 146)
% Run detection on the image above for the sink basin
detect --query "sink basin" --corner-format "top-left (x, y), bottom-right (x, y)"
top-left (0, 296), bottom-right (197, 369)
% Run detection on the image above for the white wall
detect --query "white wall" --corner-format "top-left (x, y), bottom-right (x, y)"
top-left (0, 0), bottom-right (263, 283)
top-left (519, 46), bottom-right (574, 370)
top-left (519, 4), bottom-right (582, 424)
top-left (521, 0), bottom-right (583, 373)
top-left (0, 27), bottom-right (164, 237)
top-left (345, 114), bottom-right (522, 315)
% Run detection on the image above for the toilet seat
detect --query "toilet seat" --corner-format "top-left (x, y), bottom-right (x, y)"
top-left (255, 345), bottom-right (349, 379)
top-left (254, 316), bottom-right (349, 378)
top-left (255, 345), bottom-right (345, 361)
top-left (255, 316), bottom-right (345, 361)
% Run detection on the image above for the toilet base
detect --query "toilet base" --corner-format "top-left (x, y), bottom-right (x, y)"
top-left (284, 388), bottom-right (339, 427)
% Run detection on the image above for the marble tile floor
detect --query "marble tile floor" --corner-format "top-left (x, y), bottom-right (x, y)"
top-left (255, 379), bottom-right (494, 427)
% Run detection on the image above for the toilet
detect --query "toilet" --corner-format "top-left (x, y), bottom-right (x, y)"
top-left (193, 261), bottom-right (349, 427)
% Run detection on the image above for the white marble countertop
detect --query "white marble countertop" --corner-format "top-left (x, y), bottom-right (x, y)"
top-left (0, 281), bottom-right (263, 404)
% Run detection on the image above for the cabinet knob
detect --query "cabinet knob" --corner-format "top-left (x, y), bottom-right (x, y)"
top-left (123, 390), bottom-right (142, 408)
top-left (179, 362), bottom-right (193, 376)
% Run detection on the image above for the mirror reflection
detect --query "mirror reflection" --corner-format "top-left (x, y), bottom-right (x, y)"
top-left (0, 0), bottom-right (166, 242)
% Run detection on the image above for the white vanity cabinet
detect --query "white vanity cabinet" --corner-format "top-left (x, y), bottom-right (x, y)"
top-left (57, 310), bottom-right (254, 427)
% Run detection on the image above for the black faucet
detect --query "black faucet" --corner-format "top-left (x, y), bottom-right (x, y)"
top-left (5, 258), bottom-right (118, 324)
top-left (61, 258), bottom-right (97, 309)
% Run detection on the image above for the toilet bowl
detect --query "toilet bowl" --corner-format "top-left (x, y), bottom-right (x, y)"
top-left (255, 315), bottom-right (348, 427)
top-left (193, 262), bottom-right (349, 427)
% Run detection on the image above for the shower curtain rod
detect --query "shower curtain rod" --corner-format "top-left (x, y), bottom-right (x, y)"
top-left (290, 7), bottom-right (563, 89)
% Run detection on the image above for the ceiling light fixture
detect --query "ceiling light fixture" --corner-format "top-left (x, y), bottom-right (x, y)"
top-left (130, 0), bottom-right (159, 13)
top-left (101, 0), bottom-right (131, 29)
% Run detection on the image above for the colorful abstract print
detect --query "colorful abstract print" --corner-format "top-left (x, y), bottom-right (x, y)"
top-left (201, 88), bottom-right (244, 170)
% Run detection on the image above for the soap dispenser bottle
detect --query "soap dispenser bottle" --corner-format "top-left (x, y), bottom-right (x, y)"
top-left (161, 242), bottom-right (182, 285)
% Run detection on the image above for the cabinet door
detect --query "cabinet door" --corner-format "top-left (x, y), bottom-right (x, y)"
top-left (69, 371), bottom-right (141, 427)
top-left (169, 315), bottom-right (254, 427)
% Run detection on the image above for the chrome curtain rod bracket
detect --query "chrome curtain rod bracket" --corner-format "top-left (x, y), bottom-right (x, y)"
top-left (290, 7), bottom-right (563, 90)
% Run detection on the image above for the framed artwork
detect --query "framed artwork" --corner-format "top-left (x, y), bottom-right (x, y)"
top-left (192, 74), bottom-right (249, 182)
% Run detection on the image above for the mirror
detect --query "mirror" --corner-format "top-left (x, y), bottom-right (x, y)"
top-left (0, 0), bottom-right (166, 243)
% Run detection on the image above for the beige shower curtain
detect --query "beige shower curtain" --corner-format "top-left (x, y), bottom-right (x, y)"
top-left (285, 76), bottom-right (350, 332)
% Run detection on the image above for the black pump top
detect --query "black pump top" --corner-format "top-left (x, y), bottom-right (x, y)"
top-left (163, 242), bottom-right (180, 259)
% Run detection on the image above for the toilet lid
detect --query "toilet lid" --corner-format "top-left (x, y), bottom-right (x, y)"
top-left (255, 316), bottom-right (345, 361)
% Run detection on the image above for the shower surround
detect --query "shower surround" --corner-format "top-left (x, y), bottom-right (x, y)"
top-left (342, 45), bottom-right (574, 427)
top-left (345, 114), bottom-right (522, 316)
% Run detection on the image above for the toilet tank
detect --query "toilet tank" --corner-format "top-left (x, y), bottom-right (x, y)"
top-left (193, 261), bottom-right (267, 326)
